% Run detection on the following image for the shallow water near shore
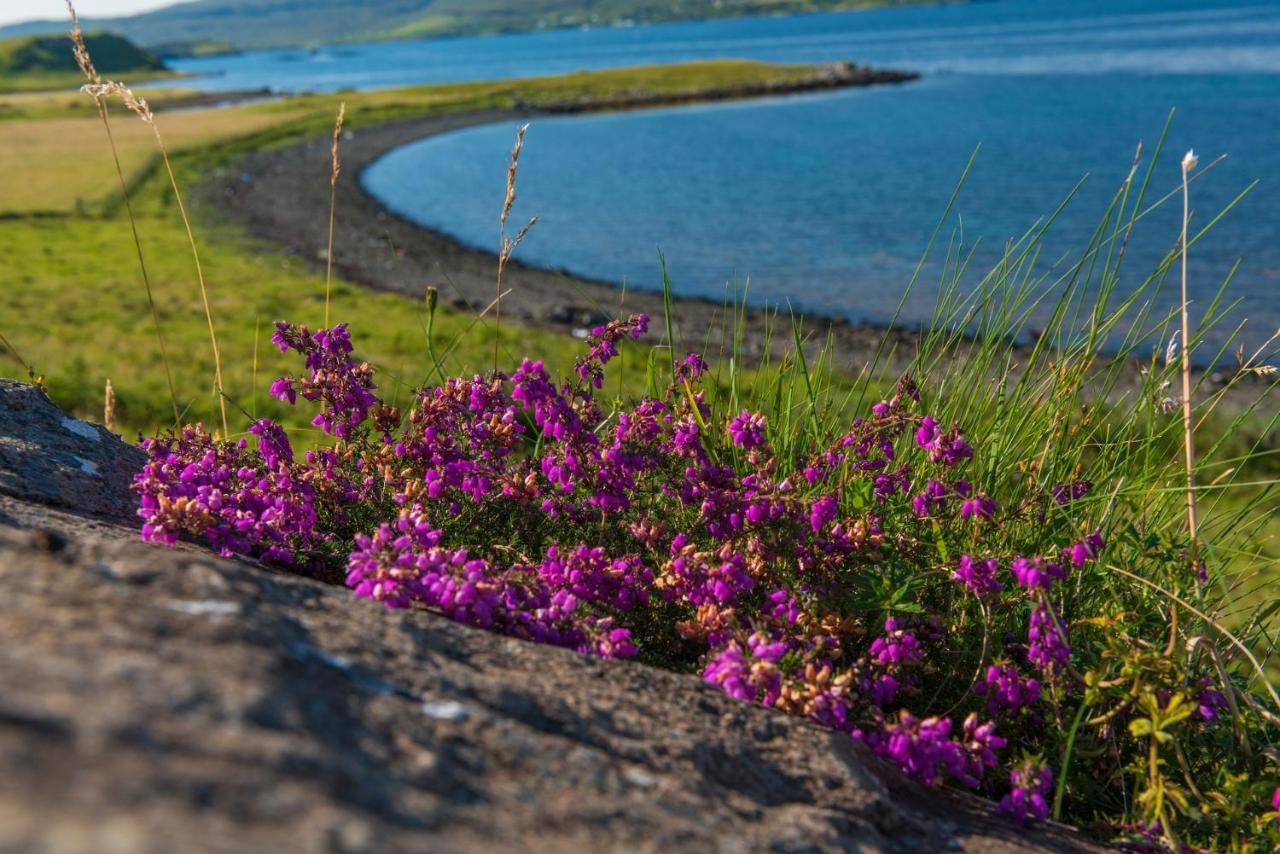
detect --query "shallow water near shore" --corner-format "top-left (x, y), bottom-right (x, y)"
top-left (188, 0), bottom-right (1280, 354)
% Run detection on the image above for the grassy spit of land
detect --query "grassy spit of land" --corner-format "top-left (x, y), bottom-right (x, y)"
top-left (0, 59), bottom-right (906, 427)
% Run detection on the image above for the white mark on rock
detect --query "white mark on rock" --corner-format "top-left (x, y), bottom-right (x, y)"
top-left (60, 417), bottom-right (101, 444)
top-left (73, 456), bottom-right (99, 476)
top-left (624, 767), bottom-right (658, 789)
top-left (310, 647), bottom-right (354, 672)
top-left (164, 599), bottom-right (240, 617)
top-left (421, 700), bottom-right (470, 721)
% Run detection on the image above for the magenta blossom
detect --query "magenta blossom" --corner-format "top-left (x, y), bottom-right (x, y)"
top-left (1000, 760), bottom-right (1053, 824)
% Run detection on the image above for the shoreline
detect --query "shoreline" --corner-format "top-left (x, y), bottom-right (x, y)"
top-left (207, 66), bottom-right (927, 375)
top-left (204, 75), bottom-right (1274, 402)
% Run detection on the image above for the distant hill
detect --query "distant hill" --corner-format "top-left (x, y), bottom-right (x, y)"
top-left (0, 31), bottom-right (168, 91)
top-left (0, 31), bottom-right (165, 75)
top-left (0, 1), bottom-right (946, 53)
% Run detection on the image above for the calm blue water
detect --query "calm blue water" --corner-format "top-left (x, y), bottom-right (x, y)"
top-left (183, 0), bottom-right (1280, 353)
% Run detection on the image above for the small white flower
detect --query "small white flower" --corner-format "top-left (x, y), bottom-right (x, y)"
top-left (1165, 333), bottom-right (1180, 366)
top-left (1182, 149), bottom-right (1199, 172)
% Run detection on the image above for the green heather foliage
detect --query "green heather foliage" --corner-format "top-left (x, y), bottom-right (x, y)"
top-left (0, 0), bottom-right (944, 52)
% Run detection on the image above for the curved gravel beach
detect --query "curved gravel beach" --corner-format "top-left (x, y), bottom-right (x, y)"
top-left (207, 81), bottom-right (925, 375)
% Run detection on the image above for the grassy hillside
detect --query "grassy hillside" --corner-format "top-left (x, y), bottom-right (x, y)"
top-left (0, 32), bottom-right (168, 92)
top-left (1, 0), bottom-right (948, 52)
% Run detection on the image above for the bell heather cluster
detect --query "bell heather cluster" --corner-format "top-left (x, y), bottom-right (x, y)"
top-left (133, 319), bottom-right (1275, 844)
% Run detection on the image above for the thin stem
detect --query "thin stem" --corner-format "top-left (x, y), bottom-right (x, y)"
top-left (1170, 152), bottom-right (1200, 655)
top-left (1179, 152), bottom-right (1199, 548)
top-left (0, 331), bottom-right (34, 380)
top-left (325, 102), bottom-right (345, 328)
top-left (95, 99), bottom-right (181, 426)
top-left (157, 142), bottom-right (228, 437)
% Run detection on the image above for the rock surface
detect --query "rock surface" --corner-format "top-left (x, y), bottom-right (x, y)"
top-left (0, 379), bottom-right (145, 523)
top-left (0, 382), bottom-right (1103, 853)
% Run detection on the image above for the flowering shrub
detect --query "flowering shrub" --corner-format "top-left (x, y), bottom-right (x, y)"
top-left (135, 318), bottom-right (1279, 850)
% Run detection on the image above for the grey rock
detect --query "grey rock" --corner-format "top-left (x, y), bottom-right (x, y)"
top-left (0, 382), bottom-right (1103, 853)
top-left (0, 379), bottom-right (145, 524)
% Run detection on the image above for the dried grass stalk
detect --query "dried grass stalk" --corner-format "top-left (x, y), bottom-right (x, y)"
top-left (325, 102), bottom-right (346, 327)
top-left (1179, 149), bottom-right (1200, 550)
top-left (495, 124), bottom-right (536, 369)
top-left (104, 379), bottom-right (116, 432)
top-left (77, 75), bottom-right (227, 435)
top-left (67, 0), bottom-right (181, 425)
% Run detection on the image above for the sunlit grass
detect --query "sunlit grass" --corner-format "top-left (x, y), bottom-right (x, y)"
top-left (0, 103), bottom-right (315, 213)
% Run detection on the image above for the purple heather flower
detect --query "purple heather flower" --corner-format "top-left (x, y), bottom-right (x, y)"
top-left (248, 418), bottom-right (293, 470)
top-left (676, 352), bottom-right (708, 381)
top-left (1010, 555), bottom-right (1067, 591)
top-left (768, 589), bottom-right (802, 625)
top-left (960, 493), bottom-right (997, 521)
top-left (536, 544), bottom-right (652, 611)
top-left (911, 478), bottom-right (947, 518)
top-left (855, 710), bottom-right (1004, 788)
top-left (269, 377), bottom-right (296, 405)
top-left (134, 424), bottom-right (318, 563)
top-left (727, 410), bottom-right (768, 451)
top-left (809, 494), bottom-right (839, 533)
top-left (1192, 677), bottom-right (1228, 722)
top-left (999, 760), bottom-right (1053, 824)
top-left (270, 322), bottom-right (377, 439)
top-left (974, 662), bottom-right (1041, 715)
top-left (916, 417), bottom-right (939, 450)
top-left (954, 555), bottom-right (1002, 597)
top-left (142, 316), bottom-right (1138, 816)
top-left (1027, 600), bottom-right (1071, 675)
top-left (1050, 480), bottom-right (1092, 505)
top-left (703, 633), bottom-right (786, 706)
top-left (1063, 532), bottom-right (1105, 568)
top-left (917, 418), bottom-right (974, 467)
top-left (574, 313), bottom-right (649, 388)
